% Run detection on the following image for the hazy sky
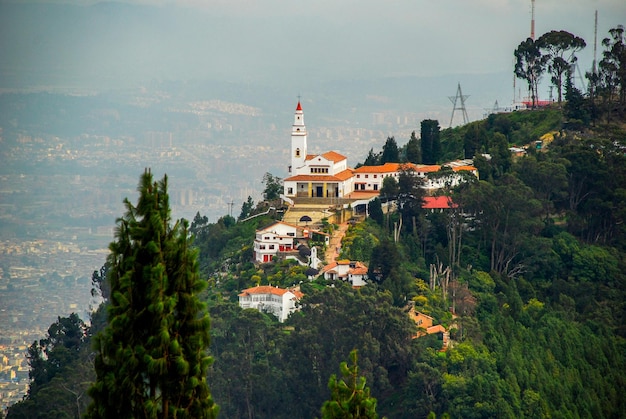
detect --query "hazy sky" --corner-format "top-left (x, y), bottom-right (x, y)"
top-left (1, 0), bottom-right (624, 90)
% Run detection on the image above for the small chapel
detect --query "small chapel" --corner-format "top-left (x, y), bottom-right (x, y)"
top-left (282, 101), bottom-right (355, 199)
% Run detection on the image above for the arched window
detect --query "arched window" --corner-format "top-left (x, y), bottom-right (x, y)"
top-left (295, 148), bottom-right (300, 157)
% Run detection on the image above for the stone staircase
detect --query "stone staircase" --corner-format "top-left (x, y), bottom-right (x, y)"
top-left (282, 204), bottom-right (334, 226)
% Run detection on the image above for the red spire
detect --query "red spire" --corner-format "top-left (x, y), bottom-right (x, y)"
top-left (296, 101), bottom-right (302, 111)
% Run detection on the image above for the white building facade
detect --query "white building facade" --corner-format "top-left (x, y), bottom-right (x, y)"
top-left (238, 285), bottom-right (304, 322)
top-left (253, 221), bottom-right (299, 263)
top-left (322, 260), bottom-right (369, 287)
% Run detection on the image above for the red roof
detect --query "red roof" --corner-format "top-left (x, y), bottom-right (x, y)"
top-left (305, 151), bottom-right (347, 163)
top-left (239, 285), bottom-right (289, 297)
top-left (452, 165), bottom-right (477, 172)
top-left (296, 101), bottom-right (302, 111)
top-left (239, 285), bottom-right (304, 299)
top-left (422, 196), bottom-right (457, 209)
top-left (285, 168), bottom-right (354, 182)
top-left (354, 162), bottom-right (420, 174)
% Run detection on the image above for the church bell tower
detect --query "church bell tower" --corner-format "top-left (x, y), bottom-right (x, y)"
top-left (290, 101), bottom-right (307, 174)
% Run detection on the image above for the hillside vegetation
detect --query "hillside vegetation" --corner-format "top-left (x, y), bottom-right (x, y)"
top-left (8, 105), bottom-right (626, 418)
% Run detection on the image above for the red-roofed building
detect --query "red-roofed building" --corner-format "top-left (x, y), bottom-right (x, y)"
top-left (422, 196), bottom-right (458, 212)
top-left (253, 221), bottom-right (301, 263)
top-left (321, 260), bottom-right (369, 287)
top-left (281, 101), bottom-right (477, 200)
top-left (238, 285), bottom-right (304, 322)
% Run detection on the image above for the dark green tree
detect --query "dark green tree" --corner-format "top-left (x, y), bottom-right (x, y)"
top-left (25, 313), bottom-right (87, 396)
top-left (238, 195), bottom-right (255, 221)
top-left (564, 71), bottom-right (590, 127)
top-left (463, 123), bottom-right (487, 160)
top-left (262, 172), bottom-right (283, 201)
top-left (379, 176), bottom-right (399, 200)
top-left (537, 30), bottom-right (586, 104)
top-left (380, 137), bottom-right (399, 164)
top-left (363, 148), bottom-right (380, 166)
top-left (397, 165), bottom-right (426, 235)
top-left (87, 170), bottom-right (218, 419)
top-left (320, 350), bottom-right (381, 419)
top-left (514, 37), bottom-right (546, 108)
top-left (405, 131), bottom-right (421, 163)
top-left (369, 198), bottom-right (384, 226)
top-left (599, 25), bottom-right (626, 120)
top-left (420, 120), bottom-right (441, 164)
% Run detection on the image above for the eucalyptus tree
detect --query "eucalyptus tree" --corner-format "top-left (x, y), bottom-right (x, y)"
top-left (514, 37), bottom-right (546, 108)
top-left (599, 25), bottom-right (626, 119)
top-left (461, 175), bottom-right (543, 277)
top-left (88, 170), bottom-right (218, 419)
top-left (537, 30), bottom-right (586, 104)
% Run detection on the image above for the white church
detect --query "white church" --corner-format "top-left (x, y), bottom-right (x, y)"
top-left (282, 101), bottom-right (355, 199)
top-left (282, 101), bottom-right (478, 201)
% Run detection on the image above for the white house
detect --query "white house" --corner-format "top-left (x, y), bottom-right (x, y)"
top-left (238, 285), bottom-right (304, 322)
top-left (321, 260), bottom-right (369, 287)
top-left (352, 163), bottom-right (405, 192)
top-left (354, 161), bottom-right (478, 193)
top-left (253, 221), bottom-right (300, 263)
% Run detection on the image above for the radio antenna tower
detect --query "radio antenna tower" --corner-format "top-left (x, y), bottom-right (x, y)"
top-left (592, 10), bottom-right (598, 75)
top-left (530, 0), bottom-right (536, 40)
top-left (448, 83), bottom-right (469, 127)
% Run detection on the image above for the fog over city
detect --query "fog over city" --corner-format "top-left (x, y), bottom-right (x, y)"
top-left (0, 0), bottom-right (624, 408)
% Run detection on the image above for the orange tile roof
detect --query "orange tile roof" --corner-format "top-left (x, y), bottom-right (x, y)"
top-left (344, 191), bottom-right (380, 200)
top-left (354, 163), bottom-right (399, 173)
top-left (321, 151), bottom-right (348, 162)
top-left (427, 325), bottom-right (446, 334)
top-left (321, 260), bottom-right (368, 274)
top-left (353, 162), bottom-right (423, 173)
top-left (350, 267), bottom-right (368, 275)
top-left (239, 285), bottom-right (289, 297)
top-left (284, 168), bottom-right (354, 182)
top-left (321, 261), bottom-right (339, 272)
top-left (415, 165), bottom-right (441, 173)
top-left (452, 165), bottom-right (477, 172)
top-left (239, 286), bottom-right (304, 299)
top-left (305, 151), bottom-right (347, 163)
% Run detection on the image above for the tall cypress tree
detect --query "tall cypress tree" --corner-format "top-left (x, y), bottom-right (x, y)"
top-left (87, 170), bottom-right (218, 419)
top-left (420, 119), bottom-right (441, 165)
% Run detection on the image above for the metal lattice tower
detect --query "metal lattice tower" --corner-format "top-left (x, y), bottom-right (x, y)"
top-left (448, 83), bottom-right (469, 127)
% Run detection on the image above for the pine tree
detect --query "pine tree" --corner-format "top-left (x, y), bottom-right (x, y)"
top-left (320, 350), bottom-right (381, 419)
top-left (380, 136), bottom-right (399, 164)
top-left (87, 170), bottom-right (218, 419)
top-left (405, 131), bottom-right (421, 164)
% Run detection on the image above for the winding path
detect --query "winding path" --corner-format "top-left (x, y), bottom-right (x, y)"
top-left (325, 222), bottom-right (350, 262)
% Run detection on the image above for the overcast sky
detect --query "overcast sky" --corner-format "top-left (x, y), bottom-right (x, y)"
top-left (1, 0), bottom-right (624, 92)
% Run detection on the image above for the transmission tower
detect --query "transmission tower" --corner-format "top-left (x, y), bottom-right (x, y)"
top-left (448, 83), bottom-right (469, 127)
top-left (530, 0), bottom-right (536, 40)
